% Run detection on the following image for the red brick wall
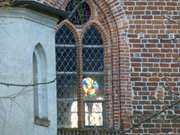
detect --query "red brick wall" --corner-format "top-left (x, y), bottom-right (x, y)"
top-left (124, 0), bottom-right (180, 134)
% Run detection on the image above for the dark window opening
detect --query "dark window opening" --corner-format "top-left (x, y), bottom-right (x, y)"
top-left (83, 25), bottom-right (104, 127)
top-left (66, 0), bottom-right (91, 25)
top-left (56, 25), bottom-right (78, 128)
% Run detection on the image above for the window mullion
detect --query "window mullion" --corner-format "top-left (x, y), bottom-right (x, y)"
top-left (77, 42), bottom-right (85, 128)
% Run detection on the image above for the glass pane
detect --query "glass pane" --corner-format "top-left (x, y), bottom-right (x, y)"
top-left (57, 74), bottom-right (77, 98)
top-left (56, 47), bottom-right (76, 72)
top-left (83, 25), bottom-right (103, 45)
top-left (83, 48), bottom-right (104, 72)
top-left (57, 100), bottom-right (78, 128)
top-left (71, 101), bottom-right (78, 127)
top-left (66, 0), bottom-right (91, 25)
top-left (56, 25), bottom-right (78, 128)
top-left (55, 25), bottom-right (75, 44)
top-left (85, 102), bottom-right (103, 126)
top-left (85, 102), bottom-right (103, 113)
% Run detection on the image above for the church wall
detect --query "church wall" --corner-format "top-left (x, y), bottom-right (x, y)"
top-left (13, 0), bottom-right (180, 134)
top-left (0, 7), bottom-right (57, 135)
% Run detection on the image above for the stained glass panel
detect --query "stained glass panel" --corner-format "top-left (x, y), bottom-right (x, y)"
top-left (83, 73), bottom-right (104, 98)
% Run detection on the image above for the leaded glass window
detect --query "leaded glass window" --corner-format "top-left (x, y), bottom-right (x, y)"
top-left (85, 101), bottom-right (104, 126)
top-left (56, 25), bottom-right (78, 128)
top-left (83, 48), bottom-right (104, 72)
top-left (56, 25), bottom-right (75, 44)
top-left (56, 1), bottom-right (105, 128)
top-left (66, 0), bottom-right (91, 25)
top-left (83, 25), bottom-right (104, 126)
top-left (83, 26), bottom-right (103, 45)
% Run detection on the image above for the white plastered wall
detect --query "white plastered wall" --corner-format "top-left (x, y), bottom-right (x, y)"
top-left (0, 7), bottom-right (58, 135)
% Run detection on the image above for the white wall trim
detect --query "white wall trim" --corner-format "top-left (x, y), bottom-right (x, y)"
top-left (0, 7), bottom-right (58, 28)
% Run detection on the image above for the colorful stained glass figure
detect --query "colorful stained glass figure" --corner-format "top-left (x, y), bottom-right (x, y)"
top-left (82, 77), bottom-right (99, 96)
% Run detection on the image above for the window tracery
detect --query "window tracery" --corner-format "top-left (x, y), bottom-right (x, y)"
top-left (66, 0), bottom-right (91, 25)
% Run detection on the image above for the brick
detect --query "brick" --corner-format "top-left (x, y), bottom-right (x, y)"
top-left (149, 128), bottom-right (161, 133)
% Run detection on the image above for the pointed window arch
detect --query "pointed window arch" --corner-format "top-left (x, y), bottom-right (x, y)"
top-left (56, 25), bottom-right (76, 45)
top-left (33, 43), bottom-right (49, 126)
top-left (83, 25), bottom-right (104, 72)
top-left (56, 1), bottom-right (106, 128)
top-left (56, 24), bottom-right (78, 128)
top-left (83, 25), bottom-right (103, 45)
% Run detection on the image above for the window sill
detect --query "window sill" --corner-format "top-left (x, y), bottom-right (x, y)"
top-left (34, 116), bottom-right (50, 127)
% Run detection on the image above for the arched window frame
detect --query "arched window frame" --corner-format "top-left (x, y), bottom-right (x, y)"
top-left (56, 0), bottom-right (109, 128)
top-left (56, 22), bottom-right (80, 128)
top-left (81, 23), bottom-right (106, 127)
top-left (33, 43), bottom-right (49, 127)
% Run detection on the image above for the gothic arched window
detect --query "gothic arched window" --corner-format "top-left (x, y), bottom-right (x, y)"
top-left (56, 0), bottom-right (105, 128)
top-left (83, 25), bottom-right (104, 126)
top-left (56, 25), bottom-right (78, 128)
top-left (33, 44), bottom-right (49, 126)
